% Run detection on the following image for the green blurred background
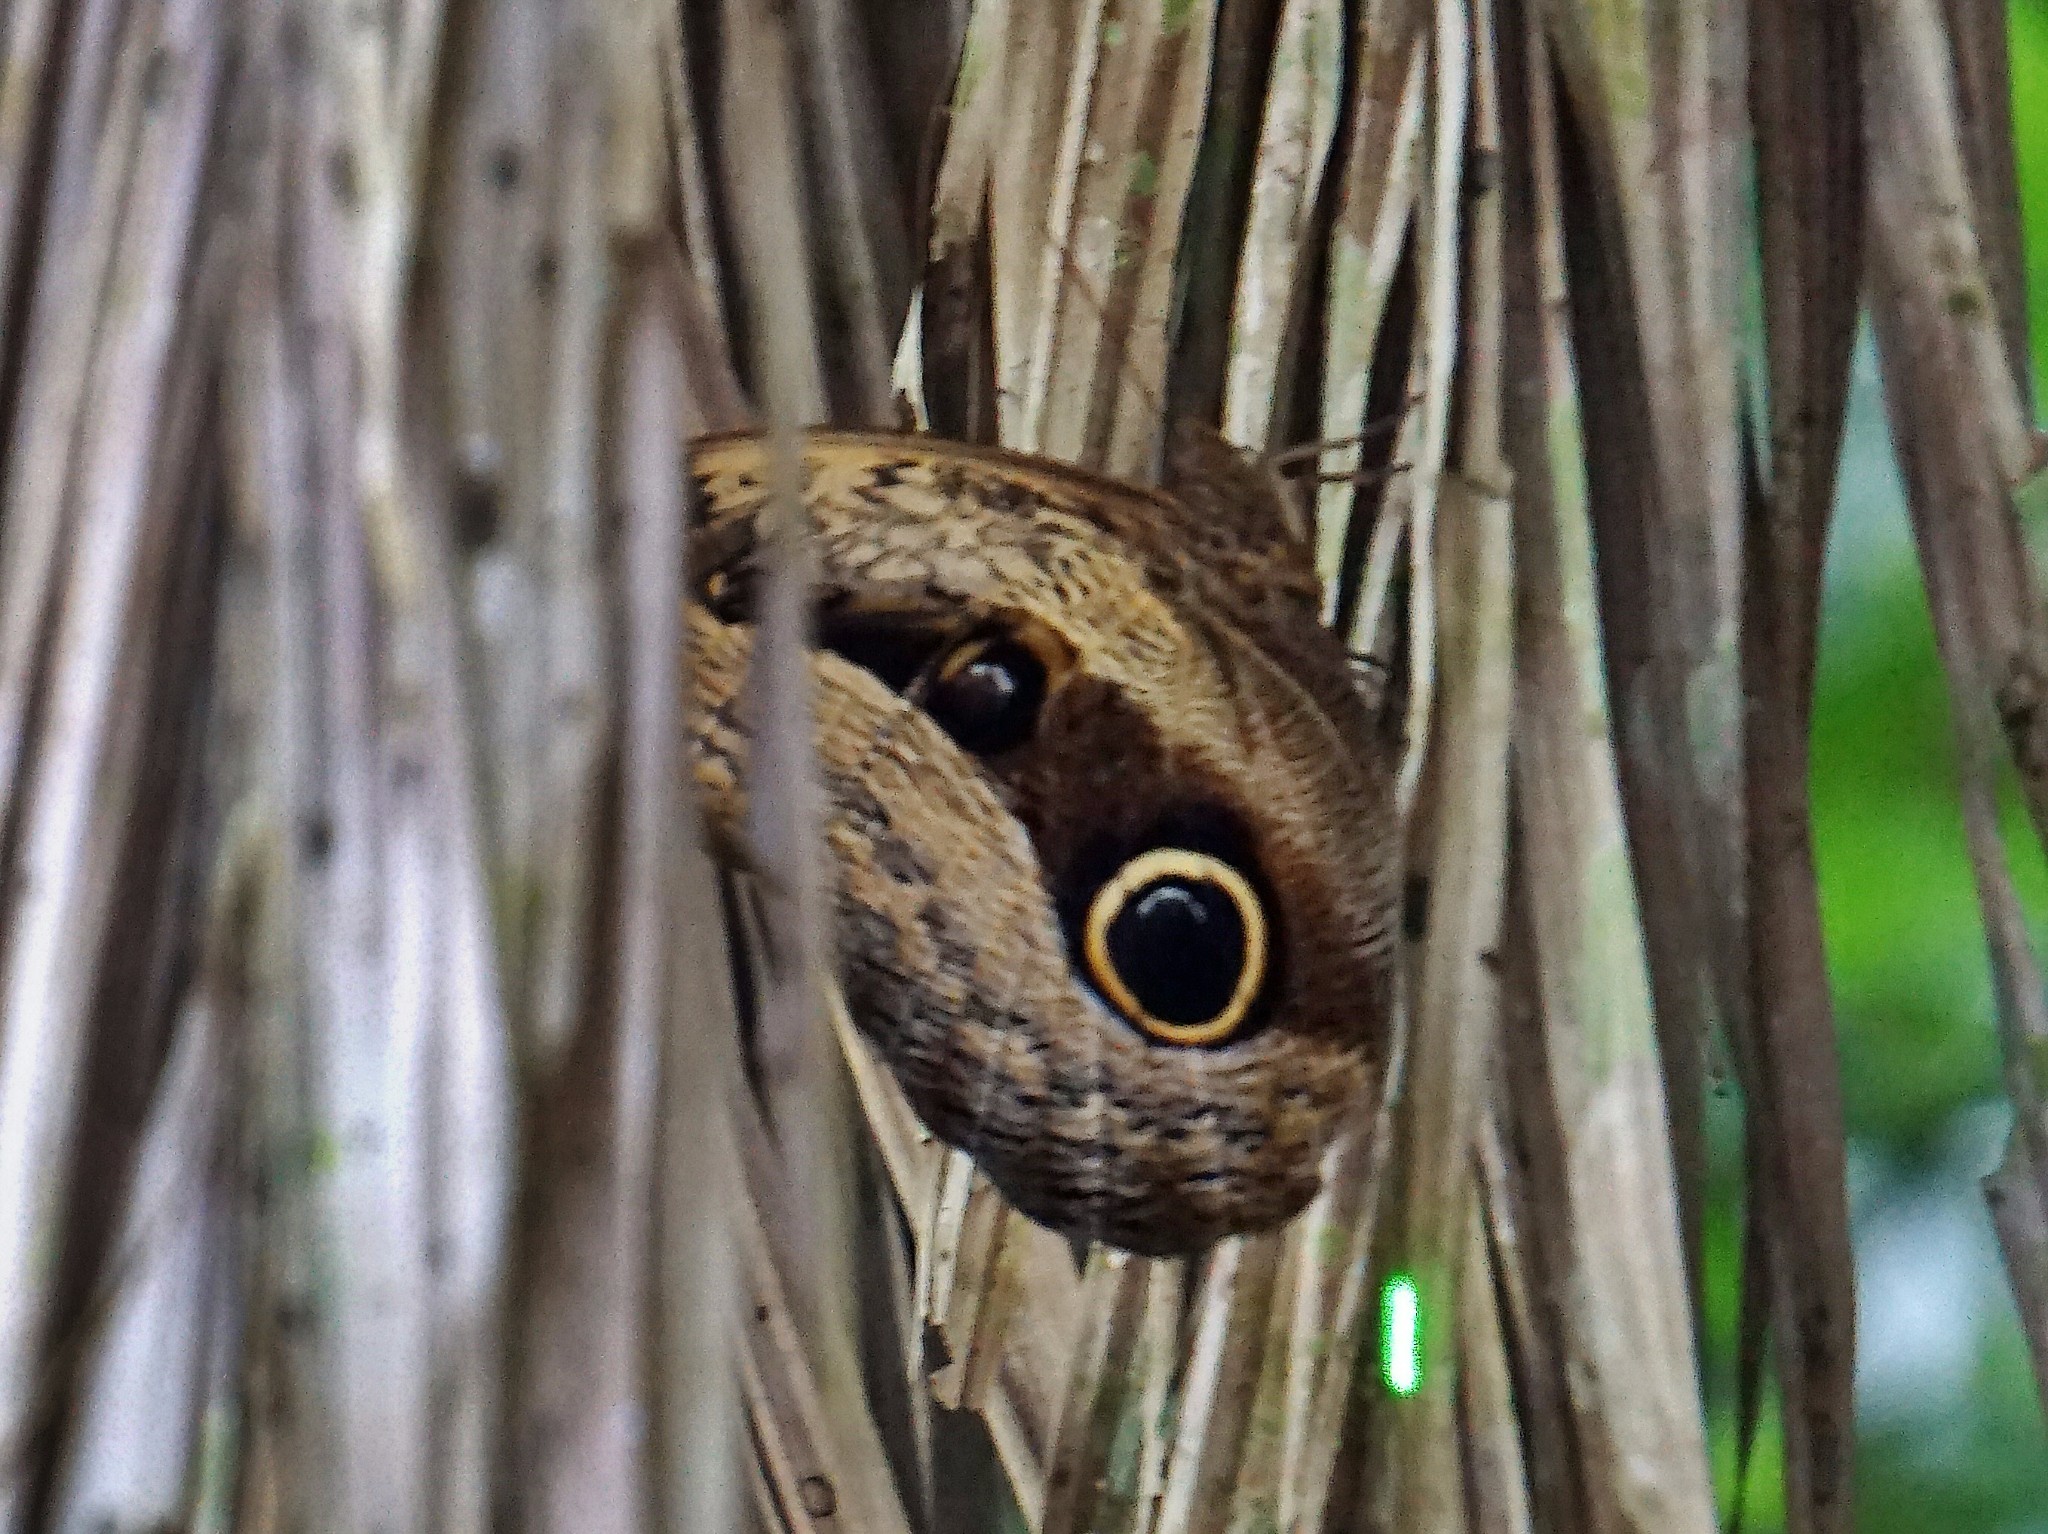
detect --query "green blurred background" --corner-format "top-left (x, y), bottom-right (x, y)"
top-left (1722, 7), bottom-right (2048, 1527)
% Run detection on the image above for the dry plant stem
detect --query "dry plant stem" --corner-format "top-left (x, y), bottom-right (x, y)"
top-left (1958, 764), bottom-right (2048, 1416)
top-left (523, 33), bottom-right (615, 1080)
top-left (1493, 1), bottom-right (1716, 1524)
top-left (511, 216), bottom-right (654, 1527)
top-left (1311, 0), bottom-right (1432, 481)
top-left (1360, 81), bottom-right (1514, 1487)
top-left (398, 222), bottom-right (523, 1534)
top-left (292, 99), bottom-right (433, 1534)
top-left (660, 4), bottom-right (731, 321)
top-left (419, 654), bottom-right (518, 1534)
top-left (225, 1), bottom-right (513, 1520)
top-left (1383, 0), bottom-right (1470, 819)
top-left (1262, 1042), bottom-right (1406, 1534)
top-left (287, 9), bottom-right (499, 1523)
top-left (1364, 465), bottom-right (1511, 1533)
top-left (1937, 0), bottom-right (2031, 401)
top-left (1122, 1253), bottom-right (1196, 1531)
top-left (324, 0), bottom-right (443, 607)
top-left (1546, 0), bottom-right (1748, 838)
top-left (1127, 1266), bottom-right (1186, 1530)
top-left (0, 0), bottom-right (66, 359)
top-left (439, 0), bottom-right (555, 1029)
top-left (1352, 0), bottom-right (1506, 1515)
top-left (1948, 622), bottom-right (2048, 1413)
top-left (921, 1160), bottom-right (1006, 1400)
top-left (44, 991), bottom-right (228, 1534)
top-left (1861, 0), bottom-right (2044, 835)
top-left (230, 76), bottom-right (329, 1520)
top-left (1475, 1062), bottom-right (1583, 1530)
top-left (42, 219), bottom-right (236, 1529)
top-left (598, 0), bottom-right (667, 242)
top-left (627, 260), bottom-right (746, 1534)
top-left (731, 1079), bottom-right (917, 1534)
top-left (0, 0), bottom-right (220, 1511)
top-left (662, 859), bottom-right (752, 1532)
top-left (930, 1185), bottom-right (1079, 1492)
top-left (1457, 1199), bottom-right (1531, 1534)
top-left (1739, 2), bottom-right (1865, 1525)
top-left (1987, 1148), bottom-right (2048, 1408)
top-left (876, 1177), bottom-right (938, 1527)
top-left (720, 0), bottom-right (833, 1198)
top-left (923, 0), bottom-right (1006, 261)
top-left (1458, 0), bottom-right (1505, 490)
top-left (1738, 449), bottom-right (1856, 1534)
top-left (736, 1207), bottom-right (909, 1533)
top-left (1440, 21), bottom-right (1523, 1529)
top-left (193, 515), bottom-right (280, 1516)
top-left (1861, 0), bottom-right (2048, 1404)
top-left (788, 0), bottom-right (908, 423)
top-left (1036, 1250), bottom-right (1155, 1534)
top-left (438, 0), bottom-right (553, 482)
top-left (976, 0), bottom-right (1217, 473)
top-left (0, 0), bottom-right (161, 864)
top-left (1161, 0), bottom-right (1279, 432)
top-left (1544, 0), bottom-right (1748, 1328)
top-left (1149, 1235), bottom-right (1284, 1534)
top-left (1214, 1234), bottom-right (1301, 1534)
top-left (1223, 0), bottom-right (1347, 450)
top-left (378, 319), bottom-right (516, 1534)
top-left (715, 0), bottom-right (874, 1502)
top-left (957, 1231), bottom-right (1075, 1523)
top-left (1313, 17), bottom-right (1428, 603)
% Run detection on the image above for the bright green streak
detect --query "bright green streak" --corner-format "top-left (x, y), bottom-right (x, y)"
top-left (1381, 1274), bottom-right (1422, 1397)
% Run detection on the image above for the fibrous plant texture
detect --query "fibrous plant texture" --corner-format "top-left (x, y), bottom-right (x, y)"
top-left (0, 2), bottom-right (2038, 1533)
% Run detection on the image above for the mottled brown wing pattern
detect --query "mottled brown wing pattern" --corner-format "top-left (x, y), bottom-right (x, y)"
top-left (684, 429), bottom-right (1399, 1255)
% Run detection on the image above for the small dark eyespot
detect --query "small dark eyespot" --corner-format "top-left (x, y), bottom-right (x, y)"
top-left (1082, 849), bottom-right (1268, 1046)
top-left (924, 636), bottom-right (1045, 755)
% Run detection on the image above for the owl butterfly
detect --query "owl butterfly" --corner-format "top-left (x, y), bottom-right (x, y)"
top-left (685, 424), bottom-right (1401, 1256)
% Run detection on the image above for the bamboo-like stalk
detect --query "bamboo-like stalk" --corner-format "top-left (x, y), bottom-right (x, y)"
top-left (0, 0), bottom-right (222, 1516)
top-left (1860, 0), bottom-right (2048, 1426)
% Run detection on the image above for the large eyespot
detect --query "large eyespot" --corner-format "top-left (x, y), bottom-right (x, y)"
top-left (923, 636), bottom-right (1046, 755)
top-left (1082, 848), bottom-right (1269, 1046)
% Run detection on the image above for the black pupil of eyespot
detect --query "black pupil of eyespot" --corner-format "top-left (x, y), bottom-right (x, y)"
top-left (927, 641), bottom-right (1044, 754)
top-left (1105, 876), bottom-right (1247, 1029)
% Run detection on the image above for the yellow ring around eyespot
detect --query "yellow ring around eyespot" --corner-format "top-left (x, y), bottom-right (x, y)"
top-left (1081, 848), bottom-right (1269, 1047)
top-left (934, 636), bottom-right (990, 683)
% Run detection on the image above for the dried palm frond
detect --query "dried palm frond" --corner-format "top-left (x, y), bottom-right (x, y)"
top-left (0, 1), bottom-right (2039, 1532)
